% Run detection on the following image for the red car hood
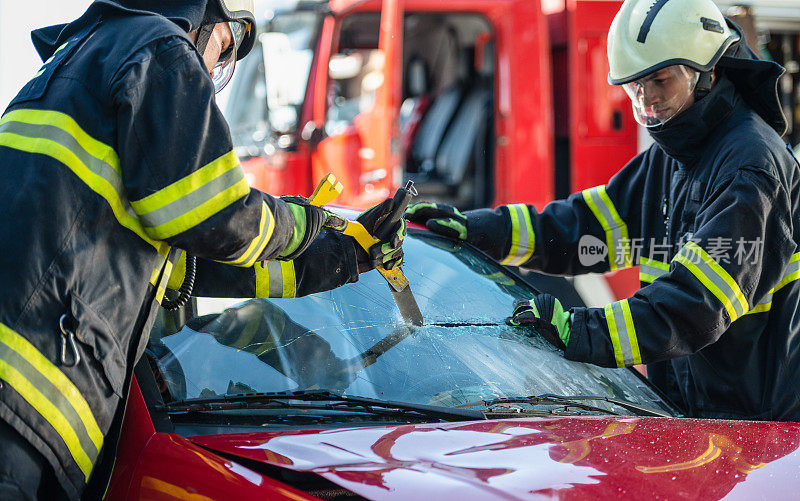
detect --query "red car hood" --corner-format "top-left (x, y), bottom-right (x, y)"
top-left (190, 416), bottom-right (800, 499)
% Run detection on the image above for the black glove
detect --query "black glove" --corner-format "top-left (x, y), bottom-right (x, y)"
top-left (506, 293), bottom-right (571, 351)
top-left (279, 195), bottom-right (344, 260)
top-left (405, 202), bottom-right (510, 260)
top-left (354, 197), bottom-right (407, 272)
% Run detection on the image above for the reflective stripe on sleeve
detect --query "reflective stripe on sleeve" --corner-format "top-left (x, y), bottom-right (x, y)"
top-left (221, 201), bottom-right (276, 267)
top-left (745, 251), bottom-right (800, 315)
top-left (501, 204), bottom-right (535, 266)
top-left (255, 261), bottom-right (297, 298)
top-left (582, 185), bottom-right (632, 270)
top-left (130, 151), bottom-right (250, 240)
top-left (0, 109), bottom-right (169, 259)
top-left (673, 241), bottom-right (749, 321)
top-left (603, 299), bottom-right (642, 368)
top-left (639, 257), bottom-right (670, 284)
top-left (0, 323), bottom-right (103, 481)
top-left (165, 252), bottom-right (187, 291)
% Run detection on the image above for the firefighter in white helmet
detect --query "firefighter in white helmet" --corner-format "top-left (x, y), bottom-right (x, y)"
top-left (0, 0), bottom-right (406, 498)
top-left (408, 0), bottom-right (800, 421)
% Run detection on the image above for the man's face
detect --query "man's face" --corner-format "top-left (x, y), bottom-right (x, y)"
top-left (188, 22), bottom-right (234, 73)
top-left (622, 65), bottom-right (700, 127)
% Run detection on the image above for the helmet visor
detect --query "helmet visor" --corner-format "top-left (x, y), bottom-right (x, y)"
top-left (622, 65), bottom-right (699, 128)
top-left (210, 21), bottom-right (246, 93)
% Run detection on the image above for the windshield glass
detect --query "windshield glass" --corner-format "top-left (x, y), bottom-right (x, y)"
top-left (148, 232), bottom-right (676, 418)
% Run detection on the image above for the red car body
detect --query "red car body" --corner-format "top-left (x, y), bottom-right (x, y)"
top-left (106, 376), bottom-right (800, 500)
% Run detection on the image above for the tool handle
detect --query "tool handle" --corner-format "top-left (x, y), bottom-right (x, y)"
top-left (375, 182), bottom-right (415, 241)
top-left (307, 174), bottom-right (411, 292)
top-left (307, 173), bottom-right (343, 207)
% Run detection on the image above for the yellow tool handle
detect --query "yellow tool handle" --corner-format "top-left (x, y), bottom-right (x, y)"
top-left (308, 173), bottom-right (344, 207)
top-left (308, 174), bottom-right (410, 292)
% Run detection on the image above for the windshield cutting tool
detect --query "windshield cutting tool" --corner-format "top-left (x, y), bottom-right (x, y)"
top-left (309, 174), bottom-right (423, 326)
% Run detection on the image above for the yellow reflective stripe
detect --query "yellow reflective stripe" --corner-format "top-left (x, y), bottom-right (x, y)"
top-left (166, 252), bottom-right (188, 291)
top-left (130, 151), bottom-right (250, 240)
top-left (223, 201), bottom-right (275, 267)
top-left (150, 252), bottom-right (168, 287)
top-left (0, 109), bottom-right (120, 174)
top-left (639, 257), bottom-right (670, 284)
top-left (255, 261), bottom-right (270, 298)
top-left (746, 302), bottom-right (772, 315)
top-left (674, 242), bottom-right (748, 321)
top-left (640, 257), bottom-right (669, 270)
top-left (672, 253), bottom-right (739, 320)
top-left (0, 323), bottom-right (102, 480)
top-left (582, 186), bottom-right (631, 270)
top-left (604, 303), bottom-right (626, 368)
top-left (280, 261), bottom-right (296, 298)
top-left (745, 252), bottom-right (800, 315)
top-left (771, 252), bottom-right (800, 292)
top-left (686, 241), bottom-right (748, 314)
top-left (501, 204), bottom-right (535, 266)
top-left (603, 300), bottom-right (641, 367)
top-left (156, 258), bottom-right (175, 303)
top-left (620, 299), bottom-right (642, 364)
top-left (255, 260), bottom-right (297, 298)
top-left (0, 110), bottom-right (169, 259)
top-left (0, 360), bottom-right (94, 479)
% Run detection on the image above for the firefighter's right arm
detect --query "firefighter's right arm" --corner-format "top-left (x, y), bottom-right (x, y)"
top-left (406, 150), bottom-right (650, 275)
top-left (112, 36), bottom-right (321, 266)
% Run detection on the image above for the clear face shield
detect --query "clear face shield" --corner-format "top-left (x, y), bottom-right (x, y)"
top-left (210, 21), bottom-right (247, 93)
top-left (622, 65), bottom-right (699, 127)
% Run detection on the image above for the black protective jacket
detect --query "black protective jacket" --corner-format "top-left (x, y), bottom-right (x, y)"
top-left (478, 38), bottom-right (800, 421)
top-left (0, 2), bottom-right (358, 497)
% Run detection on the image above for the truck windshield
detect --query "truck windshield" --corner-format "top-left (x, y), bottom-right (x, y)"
top-left (149, 232), bottom-right (677, 419)
top-left (224, 10), bottom-right (320, 139)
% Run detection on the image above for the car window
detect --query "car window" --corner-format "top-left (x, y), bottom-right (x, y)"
top-left (149, 232), bottom-right (677, 417)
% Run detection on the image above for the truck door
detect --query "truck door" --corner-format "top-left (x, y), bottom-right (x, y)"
top-left (309, 0), bottom-right (404, 209)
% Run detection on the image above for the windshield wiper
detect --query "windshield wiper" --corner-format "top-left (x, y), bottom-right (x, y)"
top-left (457, 394), bottom-right (671, 418)
top-left (158, 389), bottom-right (486, 423)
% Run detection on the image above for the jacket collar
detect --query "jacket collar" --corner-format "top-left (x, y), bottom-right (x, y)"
top-left (31, 0), bottom-right (201, 62)
top-left (648, 75), bottom-right (738, 166)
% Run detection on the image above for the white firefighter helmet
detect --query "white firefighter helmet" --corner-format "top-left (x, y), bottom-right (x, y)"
top-left (211, 0), bottom-right (256, 60)
top-left (197, 0), bottom-right (256, 92)
top-left (607, 0), bottom-right (739, 85)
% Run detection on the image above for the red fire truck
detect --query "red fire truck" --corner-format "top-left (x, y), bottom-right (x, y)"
top-left (225, 0), bottom-right (639, 210)
top-left (222, 0), bottom-right (798, 301)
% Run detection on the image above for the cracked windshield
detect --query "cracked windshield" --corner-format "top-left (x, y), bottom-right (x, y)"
top-left (149, 232), bottom-right (674, 416)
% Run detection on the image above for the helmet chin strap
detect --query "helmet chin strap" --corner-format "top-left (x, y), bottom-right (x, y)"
top-left (195, 24), bottom-right (215, 56)
top-left (695, 70), bottom-right (714, 100)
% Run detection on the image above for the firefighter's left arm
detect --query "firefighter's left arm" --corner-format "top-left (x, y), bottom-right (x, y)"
top-left (564, 167), bottom-right (795, 368)
top-left (166, 230), bottom-right (361, 298)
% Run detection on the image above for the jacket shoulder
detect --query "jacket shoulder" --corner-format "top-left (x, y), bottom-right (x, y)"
top-left (711, 106), bottom-right (794, 181)
top-left (82, 13), bottom-right (199, 97)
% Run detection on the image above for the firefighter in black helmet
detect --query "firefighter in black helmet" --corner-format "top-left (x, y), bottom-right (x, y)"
top-left (0, 0), bottom-right (405, 498)
top-left (408, 0), bottom-right (800, 422)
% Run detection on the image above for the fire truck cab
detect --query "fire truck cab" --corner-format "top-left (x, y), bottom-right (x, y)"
top-left (224, 0), bottom-right (637, 212)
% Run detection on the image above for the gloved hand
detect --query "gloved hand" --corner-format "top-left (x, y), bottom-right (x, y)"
top-left (405, 202), bottom-right (510, 260)
top-left (405, 202), bottom-right (467, 240)
top-left (280, 196), bottom-right (346, 260)
top-left (506, 293), bottom-right (571, 351)
top-left (354, 198), bottom-right (407, 272)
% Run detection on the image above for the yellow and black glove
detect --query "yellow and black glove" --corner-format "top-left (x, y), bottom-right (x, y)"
top-left (355, 198), bottom-right (407, 272)
top-left (405, 202), bottom-right (510, 261)
top-left (279, 195), bottom-right (344, 260)
top-left (506, 294), bottom-right (571, 351)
